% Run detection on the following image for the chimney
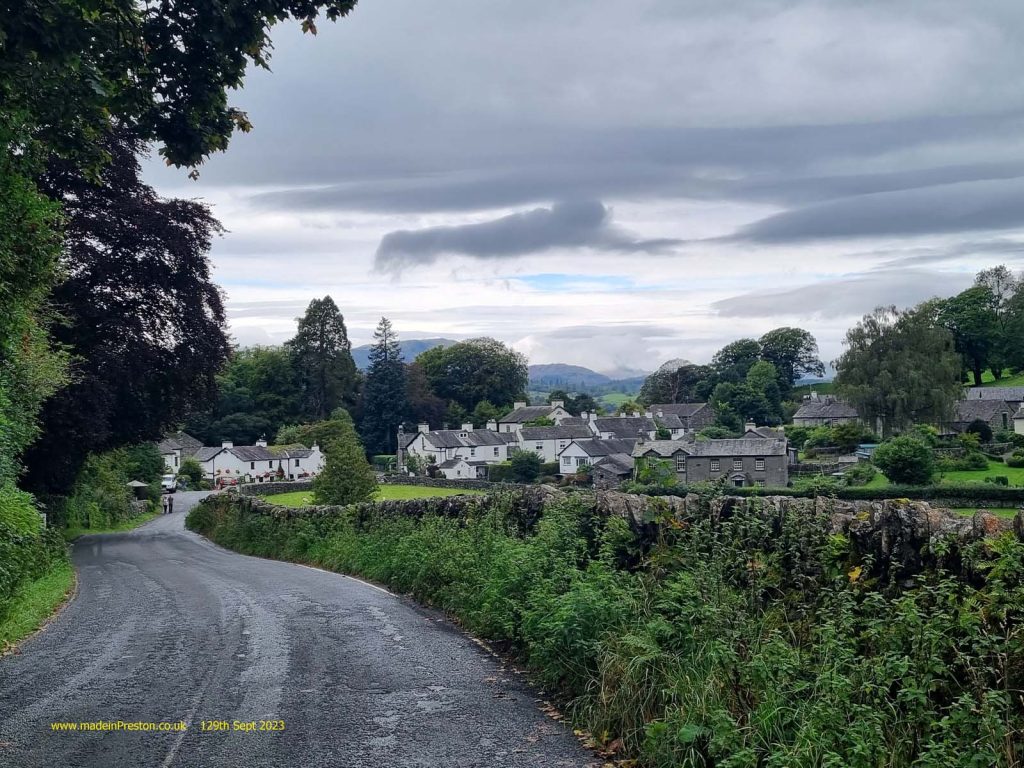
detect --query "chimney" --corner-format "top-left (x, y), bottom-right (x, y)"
top-left (745, 422), bottom-right (756, 432)
top-left (636, 428), bottom-right (645, 446)
top-left (486, 419), bottom-right (497, 432)
top-left (461, 422), bottom-right (474, 432)
top-left (810, 391), bottom-right (819, 401)
top-left (418, 423), bottom-right (430, 434)
top-left (656, 409), bottom-right (664, 418)
top-left (551, 400), bottom-right (564, 408)
top-left (580, 411), bottom-right (588, 420)
top-left (644, 410), bottom-right (653, 418)
top-left (514, 401), bottom-right (527, 410)
top-left (221, 440), bottom-right (233, 449)
top-left (255, 435), bottom-right (268, 448)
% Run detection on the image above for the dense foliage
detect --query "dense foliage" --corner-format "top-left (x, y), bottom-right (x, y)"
top-left (417, 338), bottom-right (529, 414)
top-left (189, 490), bottom-right (1024, 767)
top-left (360, 317), bottom-right (408, 455)
top-left (312, 410), bottom-right (378, 505)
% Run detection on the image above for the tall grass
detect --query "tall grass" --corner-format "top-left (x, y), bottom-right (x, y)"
top-left (188, 492), bottom-right (1024, 767)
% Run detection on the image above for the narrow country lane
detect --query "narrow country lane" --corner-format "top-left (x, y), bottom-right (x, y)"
top-left (0, 492), bottom-right (594, 768)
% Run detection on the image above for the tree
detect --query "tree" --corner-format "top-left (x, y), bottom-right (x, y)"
top-left (712, 339), bottom-right (762, 383)
top-left (471, 400), bottom-right (503, 427)
top-left (639, 363), bottom-right (716, 405)
top-left (965, 419), bottom-right (994, 444)
top-left (758, 327), bottom-right (825, 395)
top-left (23, 132), bottom-right (230, 495)
top-left (710, 360), bottom-right (784, 427)
top-left (313, 410), bottom-right (378, 505)
top-left (616, 400), bottom-right (643, 415)
top-left (404, 362), bottom-right (446, 429)
top-left (937, 286), bottom-right (1000, 386)
top-left (416, 338), bottom-right (528, 414)
top-left (834, 306), bottom-right (961, 436)
top-left (177, 458), bottom-right (205, 489)
top-left (360, 317), bottom-right (407, 455)
top-left (509, 450), bottom-right (542, 483)
top-left (975, 266), bottom-right (1023, 376)
top-left (572, 394), bottom-right (601, 415)
top-left (287, 297), bottom-right (359, 421)
top-left (872, 436), bottom-right (936, 485)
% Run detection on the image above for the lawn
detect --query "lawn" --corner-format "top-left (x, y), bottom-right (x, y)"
top-left (267, 484), bottom-right (487, 508)
top-left (0, 560), bottom-right (75, 651)
top-left (863, 459), bottom-right (1024, 488)
top-left (598, 392), bottom-right (633, 409)
top-left (978, 369), bottom-right (1024, 387)
top-left (63, 509), bottom-right (160, 541)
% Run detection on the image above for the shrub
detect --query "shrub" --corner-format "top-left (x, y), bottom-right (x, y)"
top-left (487, 462), bottom-right (515, 482)
top-left (791, 475), bottom-right (842, 494)
top-left (966, 419), bottom-right (994, 443)
top-left (985, 475), bottom-right (1009, 486)
top-left (0, 484), bottom-right (68, 625)
top-left (509, 450), bottom-right (542, 483)
top-left (177, 457), bottom-right (205, 488)
top-left (1007, 455), bottom-right (1024, 469)
top-left (843, 461), bottom-right (878, 486)
top-left (784, 425), bottom-right (811, 451)
top-left (313, 410), bottom-right (378, 505)
top-left (539, 461), bottom-right (560, 477)
top-left (939, 451), bottom-right (991, 472)
top-left (872, 436), bottom-right (936, 485)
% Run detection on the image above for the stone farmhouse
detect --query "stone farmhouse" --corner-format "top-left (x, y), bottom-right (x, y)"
top-left (646, 403), bottom-right (715, 433)
top-left (947, 399), bottom-right (1016, 435)
top-left (791, 394), bottom-right (860, 427)
top-left (557, 437), bottom-right (636, 474)
top-left (632, 435), bottom-right (790, 488)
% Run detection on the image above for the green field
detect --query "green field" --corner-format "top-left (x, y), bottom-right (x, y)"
top-left (267, 485), bottom-right (487, 508)
top-left (978, 369), bottom-right (1024, 387)
top-left (598, 392), bottom-right (633, 409)
top-left (863, 459), bottom-right (1024, 488)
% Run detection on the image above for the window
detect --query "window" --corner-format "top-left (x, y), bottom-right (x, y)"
top-left (294, 459), bottom-right (300, 467)
top-left (576, 457), bottom-right (590, 467)
top-left (174, 456), bottom-right (179, 467)
top-left (756, 480), bottom-right (766, 488)
top-left (1004, 413), bottom-right (1009, 430)
top-left (269, 461), bottom-right (273, 468)
top-left (562, 456), bottom-right (571, 466)
top-left (494, 447), bottom-right (499, 456)
top-left (535, 443), bottom-right (544, 451)
top-left (470, 447), bottom-right (476, 456)
top-left (710, 459), bottom-right (720, 472)
top-left (675, 456), bottom-right (686, 472)
top-left (250, 461), bottom-right (255, 470)
top-left (734, 479), bottom-right (744, 487)
top-left (558, 441), bottom-right (567, 449)
top-left (732, 458), bottom-right (743, 471)
top-left (755, 458), bottom-right (765, 471)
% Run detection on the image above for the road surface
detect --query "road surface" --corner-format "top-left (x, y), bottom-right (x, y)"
top-left (0, 491), bottom-right (594, 767)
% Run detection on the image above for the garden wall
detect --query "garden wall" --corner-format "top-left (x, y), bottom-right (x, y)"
top-left (239, 480), bottom-right (313, 497)
top-left (376, 474), bottom-right (520, 492)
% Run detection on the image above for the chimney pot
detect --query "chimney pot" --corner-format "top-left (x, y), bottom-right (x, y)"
top-left (221, 440), bottom-right (233, 449)
top-left (418, 423), bottom-right (430, 434)
top-left (486, 420), bottom-right (497, 431)
top-left (551, 400), bottom-right (564, 408)
top-left (461, 422), bottom-right (474, 432)
top-left (514, 401), bottom-right (527, 410)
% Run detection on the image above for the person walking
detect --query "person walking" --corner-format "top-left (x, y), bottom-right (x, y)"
top-left (166, 494), bottom-right (175, 515)
top-left (161, 495), bottom-right (169, 514)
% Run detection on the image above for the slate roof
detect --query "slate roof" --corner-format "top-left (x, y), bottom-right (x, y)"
top-left (520, 425), bottom-right (593, 441)
top-left (745, 426), bottom-right (786, 440)
top-left (422, 429), bottom-right (507, 449)
top-left (953, 399), bottom-right (1014, 423)
top-left (648, 403), bottom-right (709, 419)
top-left (227, 445), bottom-right (280, 461)
top-left (593, 417), bottom-right (655, 438)
top-left (499, 405), bottom-right (558, 423)
top-left (194, 447), bottom-right (224, 462)
top-left (593, 454), bottom-right (634, 476)
top-left (566, 438), bottom-right (636, 457)
top-left (792, 400), bottom-right (859, 420)
top-left (157, 431), bottom-right (202, 458)
top-left (633, 437), bottom-right (787, 458)
top-left (965, 387), bottom-right (1024, 403)
top-left (653, 413), bottom-right (684, 429)
top-left (559, 417), bottom-right (587, 426)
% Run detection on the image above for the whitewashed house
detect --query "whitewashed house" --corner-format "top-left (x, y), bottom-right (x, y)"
top-left (516, 425), bottom-right (593, 462)
top-left (496, 401), bottom-right (573, 434)
top-left (400, 423), bottom-right (516, 469)
top-left (156, 432), bottom-right (202, 473)
top-left (557, 437), bottom-right (636, 473)
top-left (436, 457), bottom-right (489, 480)
top-left (194, 438), bottom-right (324, 483)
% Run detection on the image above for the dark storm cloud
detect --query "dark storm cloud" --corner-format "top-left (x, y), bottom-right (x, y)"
top-left (712, 270), bottom-right (974, 319)
top-left (373, 201), bottom-right (680, 273)
top-left (732, 178), bottom-right (1024, 243)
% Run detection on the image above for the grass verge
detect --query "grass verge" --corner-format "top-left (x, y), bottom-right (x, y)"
top-left (0, 560), bottom-right (75, 652)
top-left (63, 510), bottom-right (160, 541)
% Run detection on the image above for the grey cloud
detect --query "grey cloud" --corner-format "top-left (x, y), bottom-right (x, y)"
top-left (874, 239), bottom-right (1024, 269)
top-left (712, 270), bottom-right (974, 319)
top-left (374, 201), bottom-right (680, 273)
top-left (733, 178), bottom-right (1024, 243)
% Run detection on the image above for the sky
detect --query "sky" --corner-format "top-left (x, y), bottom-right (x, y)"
top-left (144, 0), bottom-right (1024, 376)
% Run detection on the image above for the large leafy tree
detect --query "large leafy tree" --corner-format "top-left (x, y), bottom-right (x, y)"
top-left (758, 327), bottom-right (825, 396)
top-left (416, 338), bottom-right (528, 414)
top-left (639, 363), bottom-right (717, 405)
top-left (287, 297), bottom-right (359, 421)
top-left (711, 339), bottom-right (762, 383)
top-left (711, 361), bottom-right (784, 428)
top-left (22, 132), bottom-right (231, 495)
top-left (937, 285), bottom-right (1000, 386)
top-left (834, 306), bottom-right (961, 436)
top-left (974, 266), bottom-right (1022, 377)
top-left (404, 362), bottom-right (447, 429)
top-left (360, 317), bottom-right (408, 455)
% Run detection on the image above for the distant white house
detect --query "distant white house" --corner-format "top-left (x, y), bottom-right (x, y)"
top-left (400, 423), bottom-right (516, 469)
top-left (496, 401), bottom-right (573, 434)
top-left (516, 425), bottom-right (593, 462)
top-left (436, 457), bottom-right (489, 480)
top-left (156, 432), bottom-right (202, 473)
top-left (194, 438), bottom-right (324, 483)
top-left (557, 437), bottom-right (636, 473)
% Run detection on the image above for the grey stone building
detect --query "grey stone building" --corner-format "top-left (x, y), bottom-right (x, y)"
top-left (632, 436), bottom-right (789, 488)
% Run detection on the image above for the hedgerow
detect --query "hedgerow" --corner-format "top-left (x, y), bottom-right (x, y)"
top-left (0, 485), bottom-right (68, 625)
top-left (189, 490), bottom-right (1024, 767)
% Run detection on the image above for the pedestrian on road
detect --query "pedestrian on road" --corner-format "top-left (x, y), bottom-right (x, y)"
top-left (167, 494), bottom-right (174, 514)
top-left (161, 495), bottom-right (169, 514)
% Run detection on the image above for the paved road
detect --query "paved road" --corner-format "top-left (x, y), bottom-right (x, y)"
top-left (0, 492), bottom-right (593, 767)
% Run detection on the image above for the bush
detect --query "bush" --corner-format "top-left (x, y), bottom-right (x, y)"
top-left (487, 462), bottom-right (515, 482)
top-left (985, 475), bottom-right (1009, 486)
top-left (0, 484), bottom-right (68, 625)
top-left (939, 451), bottom-right (990, 472)
top-left (313, 410), bottom-right (378, 505)
top-left (966, 419), bottom-right (994, 443)
top-left (872, 436), bottom-right (936, 485)
top-left (843, 461), bottom-right (878, 486)
top-left (1007, 455), bottom-right (1024, 469)
top-left (509, 450), bottom-right (542, 483)
top-left (177, 457), bottom-right (205, 488)
top-left (539, 461), bottom-right (560, 477)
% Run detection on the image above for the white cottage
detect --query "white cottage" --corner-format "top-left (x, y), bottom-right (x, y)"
top-left (194, 439), bottom-right (324, 484)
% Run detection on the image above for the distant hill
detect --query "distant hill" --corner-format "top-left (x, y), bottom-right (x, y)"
top-left (352, 338), bottom-right (457, 370)
top-left (528, 364), bottom-right (611, 391)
